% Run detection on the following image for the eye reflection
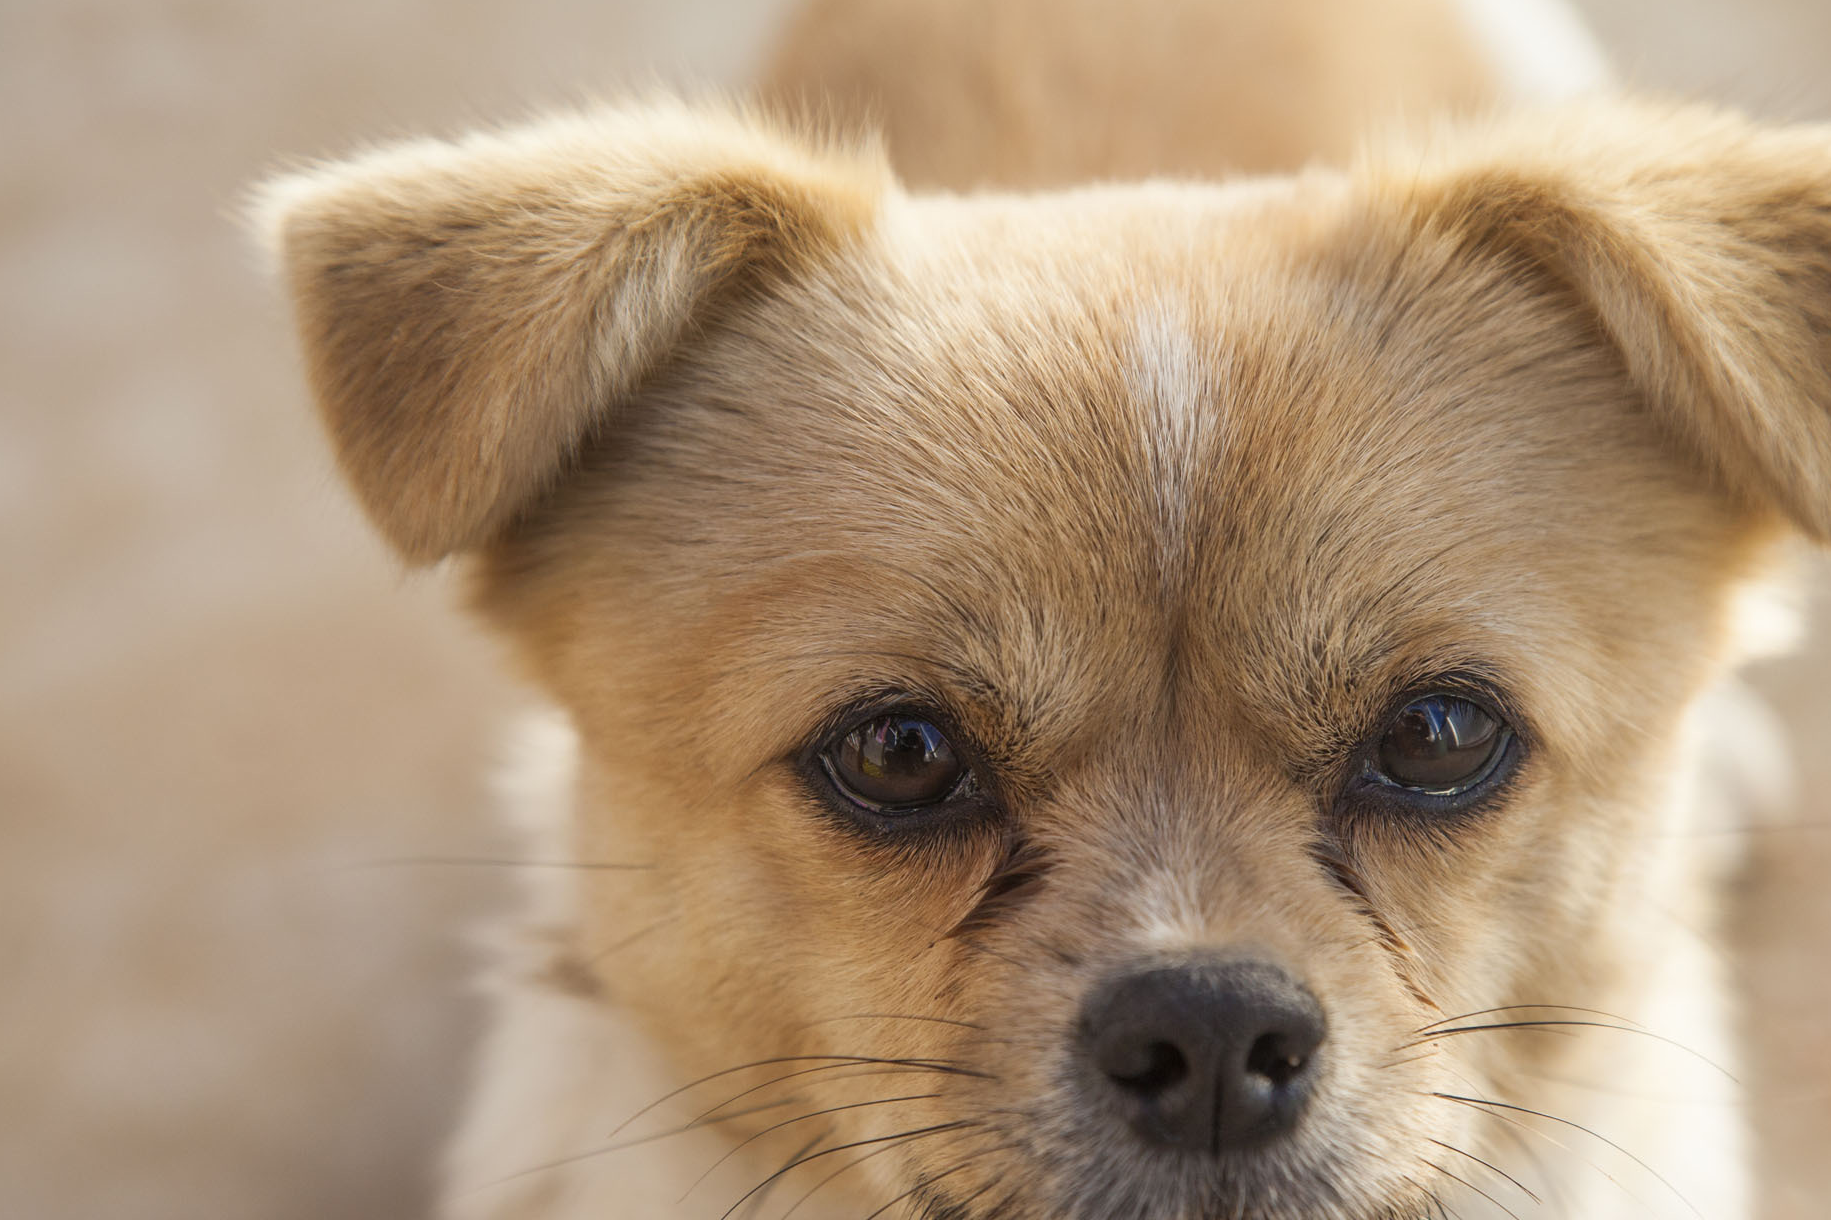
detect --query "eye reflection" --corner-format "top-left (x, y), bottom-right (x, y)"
top-left (823, 713), bottom-right (967, 812)
top-left (1373, 694), bottom-right (1509, 794)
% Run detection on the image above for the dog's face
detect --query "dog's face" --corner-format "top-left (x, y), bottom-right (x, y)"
top-left (259, 104), bottom-right (1831, 1219)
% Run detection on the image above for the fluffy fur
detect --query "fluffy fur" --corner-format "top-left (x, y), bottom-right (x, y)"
top-left (255, 1), bottom-right (1831, 1217)
top-left (256, 106), bottom-right (887, 562)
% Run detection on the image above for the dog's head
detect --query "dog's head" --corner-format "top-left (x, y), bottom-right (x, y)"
top-left (258, 101), bottom-right (1831, 1219)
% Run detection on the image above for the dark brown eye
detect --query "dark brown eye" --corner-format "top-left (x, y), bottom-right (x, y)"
top-left (1374, 694), bottom-right (1510, 794)
top-left (822, 713), bottom-right (969, 813)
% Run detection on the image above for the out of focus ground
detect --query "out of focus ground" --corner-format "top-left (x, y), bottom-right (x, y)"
top-left (1, 1), bottom-right (1825, 1217)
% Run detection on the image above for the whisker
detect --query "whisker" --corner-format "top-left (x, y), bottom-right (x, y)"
top-left (931, 1172), bottom-right (1004, 1220)
top-left (593, 1097), bottom-right (803, 1154)
top-left (776, 1124), bottom-right (989, 1219)
top-left (1427, 1137), bottom-right (1541, 1205)
top-left (685, 1094), bottom-right (944, 1197)
top-left (1422, 1157), bottom-right (1522, 1220)
top-left (798, 1013), bottom-right (985, 1033)
top-left (859, 1156), bottom-right (982, 1220)
top-left (1405, 1021), bottom-right (1736, 1081)
top-left (1658, 818), bottom-right (1831, 837)
top-left (981, 1183), bottom-right (1025, 1220)
top-left (1438, 1098), bottom-right (1634, 1216)
top-left (857, 1141), bottom-right (1020, 1220)
top-left (581, 916), bottom-right (674, 966)
top-left (1415, 1004), bottom-right (1642, 1034)
top-left (778, 1137), bottom-right (911, 1219)
top-left (337, 855), bottom-right (654, 872)
top-left (609, 1056), bottom-right (981, 1141)
top-left (1435, 1092), bottom-right (1699, 1219)
top-left (1500, 1062), bottom-right (1747, 1105)
top-left (684, 1063), bottom-right (980, 1135)
top-left (1408, 1020), bottom-right (1570, 1044)
top-left (463, 1098), bottom-right (797, 1193)
top-left (720, 1121), bottom-right (977, 1220)
top-left (740, 1127), bottom-right (832, 1220)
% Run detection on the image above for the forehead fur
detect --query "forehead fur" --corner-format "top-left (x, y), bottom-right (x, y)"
top-left (480, 175), bottom-right (1754, 781)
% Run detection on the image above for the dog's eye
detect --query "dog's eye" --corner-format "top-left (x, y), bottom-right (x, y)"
top-left (821, 714), bottom-right (970, 813)
top-left (1372, 694), bottom-right (1511, 794)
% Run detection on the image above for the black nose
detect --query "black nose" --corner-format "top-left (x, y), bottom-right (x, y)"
top-left (1079, 957), bottom-right (1326, 1153)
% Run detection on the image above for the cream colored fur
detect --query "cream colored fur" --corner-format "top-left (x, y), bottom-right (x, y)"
top-left (253, 1), bottom-right (1831, 1218)
top-left (442, 675), bottom-right (1777, 1219)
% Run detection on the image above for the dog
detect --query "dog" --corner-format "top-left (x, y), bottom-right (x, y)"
top-left (253, 0), bottom-right (1831, 1216)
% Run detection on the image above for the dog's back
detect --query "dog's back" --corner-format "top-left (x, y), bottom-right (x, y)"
top-left (761, 0), bottom-right (1607, 189)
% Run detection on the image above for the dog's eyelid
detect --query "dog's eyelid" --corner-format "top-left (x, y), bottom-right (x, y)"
top-left (787, 684), bottom-right (1024, 838)
top-left (800, 688), bottom-right (965, 755)
top-left (1310, 664), bottom-right (1534, 829)
top-left (792, 664), bottom-right (1034, 766)
top-left (1376, 664), bottom-right (1534, 752)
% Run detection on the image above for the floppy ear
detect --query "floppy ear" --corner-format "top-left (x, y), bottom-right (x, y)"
top-left (253, 104), bottom-right (888, 564)
top-left (1386, 101), bottom-right (1831, 540)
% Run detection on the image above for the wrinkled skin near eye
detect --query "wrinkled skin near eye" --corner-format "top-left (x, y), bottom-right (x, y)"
top-left (820, 712), bottom-right (973, 813)
top-left (1372, 693), bottom-right (1512, 795)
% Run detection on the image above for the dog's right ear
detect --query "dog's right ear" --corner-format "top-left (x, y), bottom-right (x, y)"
top-left (1380, 102), bottom-right (1831, 542)
top-left (253, 104), bottom-right (888, 564)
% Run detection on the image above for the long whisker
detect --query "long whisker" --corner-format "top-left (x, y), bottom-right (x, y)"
top-left (553, 1065), bottom-right (944, 1180)
top-left (609, 1056), bottom-right (981, 1141)
top-left (338, 855), bottom-right (654, 872)
top-left (984, 1183), bottom-right (1027, 1220)
top-left (720, 1121), bottom-right (977, 1220)
top-left (1658, 818), bottom-right (1831, 838)
top-left (1414, 1004), bottom-right (1644, 1034)
top-left (684, 1063), bottom-right (979, 1135)
top-left (1434, 1092), bottom-right (1700, 1219)
top-left (1496, 1061), bottom-right (1754, 1106)
top-left (462, 1098), bottom-right (796, 1193)
top-left (797, 1013), bottom-right (985, 1032)
top-left (1429, 1186), bottom-right (1464, 1220)
top-left (851, 1139), bottom-right (1019, 1220)
top-left (685, 1094), bottom-right (943, 1197)
top-left (1421, 1157), bottom-right (1521, 1220)
top-left (581, 916), bottom-right (674, 966)
top-left (1427, 1137), bottom-right (1541, 1205)
top-left (931, 1172), bottom-right (1005, 1220)
top-left (779, 1138), bottom-right (910, 1219)
top-left (858, 1155), bottom-right (984, 1220)
top-left (1436, 1097), bottom-right (1635, 1215)
top-left (776, 1124), bottom-right (988, 1219)
top-left (740, 1127), bottom-right (832, 1220)
top-left (1405, 1021), bottom-right (1736, 1081)
top-left (592, 1097), bottom-right (803, 1155)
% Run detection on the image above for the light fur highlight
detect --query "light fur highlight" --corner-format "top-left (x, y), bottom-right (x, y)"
top-left (253, 2), bottom-right (1831, 1218)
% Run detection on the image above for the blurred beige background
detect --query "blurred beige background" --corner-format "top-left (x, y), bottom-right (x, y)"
top-left (2, 1), bottom-right (1826, 1218)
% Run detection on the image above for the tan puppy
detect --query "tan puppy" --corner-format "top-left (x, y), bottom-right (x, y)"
top-left (256, 1), bottom-right (1828, 1217)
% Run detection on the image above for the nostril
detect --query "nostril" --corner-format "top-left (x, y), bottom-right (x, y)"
top-left (1246, 1031), bottom-right (1307, 1089)
top-left (1079, 957), bottom-right (1326, 1154)
top-left (1108, 1040), bottom-right (1188, 1096)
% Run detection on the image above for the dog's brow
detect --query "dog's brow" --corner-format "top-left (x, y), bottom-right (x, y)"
top-left (766, 647), bottom-right (1030, 739)
top-left (1124, 297), bottom-right (1224, 595)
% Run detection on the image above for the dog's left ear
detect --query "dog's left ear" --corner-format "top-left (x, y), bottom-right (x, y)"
top-left (253, 104), bottom-right (887, 564)
top-left (1390, 102), bottom-right (1831, 540)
